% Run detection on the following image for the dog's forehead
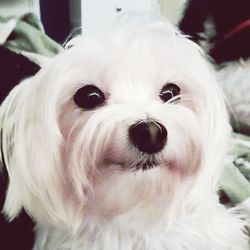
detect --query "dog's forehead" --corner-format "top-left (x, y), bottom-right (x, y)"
top-left (69, 27), bottom-right (201, 72)
top-left (52, 23), bottom-right (208, 95)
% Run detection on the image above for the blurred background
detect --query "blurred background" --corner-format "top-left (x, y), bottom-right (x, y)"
top-left (0, 0), bottom-right (187, 43)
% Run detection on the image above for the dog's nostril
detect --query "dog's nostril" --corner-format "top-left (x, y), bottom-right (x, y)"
top-left (129, 121), bottom-right (167, 154)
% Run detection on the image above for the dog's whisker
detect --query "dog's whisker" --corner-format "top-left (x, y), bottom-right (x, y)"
top-left (163, 94), bottom-right (195, 105)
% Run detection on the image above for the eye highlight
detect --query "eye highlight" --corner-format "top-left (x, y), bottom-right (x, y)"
top-left (159, 83), bottom-right (180, 103)
top-left (73, 85), bottom-right (105, 110)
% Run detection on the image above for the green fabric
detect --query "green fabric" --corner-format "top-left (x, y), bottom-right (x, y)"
top-left (220, 133), bottom-right (250, 206)
top-left (1, 13), bottom-right (62, 56)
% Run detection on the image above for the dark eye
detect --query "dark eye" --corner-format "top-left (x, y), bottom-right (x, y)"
top-left (159, 83), bottom-right (180, 102)
top-left (74, 85), bottom-right (105, 110)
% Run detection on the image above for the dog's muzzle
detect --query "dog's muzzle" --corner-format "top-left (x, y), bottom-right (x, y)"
top-left (129, 120), bottom-right (168, 154)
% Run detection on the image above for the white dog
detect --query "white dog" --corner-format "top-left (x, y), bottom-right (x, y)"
top-left (0, 21), bottom-right (249, 250)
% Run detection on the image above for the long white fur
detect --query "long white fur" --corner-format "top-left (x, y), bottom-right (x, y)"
top-left (0, 21), bottom-right (249, 249)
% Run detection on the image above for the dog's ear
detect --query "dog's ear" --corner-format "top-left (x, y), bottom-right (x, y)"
top-left (196, 63), bottom-right (231, 191)
top-left (0, 76), bottom-right (67, 225)
top-left (0, 83), bottom-right (27, 220)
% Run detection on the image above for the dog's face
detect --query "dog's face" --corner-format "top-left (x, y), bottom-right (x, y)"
top-left (0, 22), bottom-right (230, 229)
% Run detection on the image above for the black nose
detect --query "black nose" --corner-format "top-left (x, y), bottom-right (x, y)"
top-left (129, 121), bottom-right (167, 154)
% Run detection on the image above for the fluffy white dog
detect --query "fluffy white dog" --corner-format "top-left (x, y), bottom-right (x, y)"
top-left (0, 21), bottom-right (249, 250)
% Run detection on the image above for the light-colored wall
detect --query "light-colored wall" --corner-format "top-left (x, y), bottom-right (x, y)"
top-left (159, 0), bottom-right (187, 25)
top-left (81, 0), bottom-right (186, 34)
top-left (81, 0), bottom-right (159, 34)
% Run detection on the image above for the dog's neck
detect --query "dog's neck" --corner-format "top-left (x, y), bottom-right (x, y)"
top-left (33, 199), bottom-right (246, 250)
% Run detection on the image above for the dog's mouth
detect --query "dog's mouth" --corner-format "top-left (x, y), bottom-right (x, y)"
top-left (105, 156), bottom-right (159, 171)
top-left (134, 157), bottom-right (159, 170)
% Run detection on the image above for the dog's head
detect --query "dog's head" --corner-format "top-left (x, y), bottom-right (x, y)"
top-left (0, 22), bottom-right (230, 229)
